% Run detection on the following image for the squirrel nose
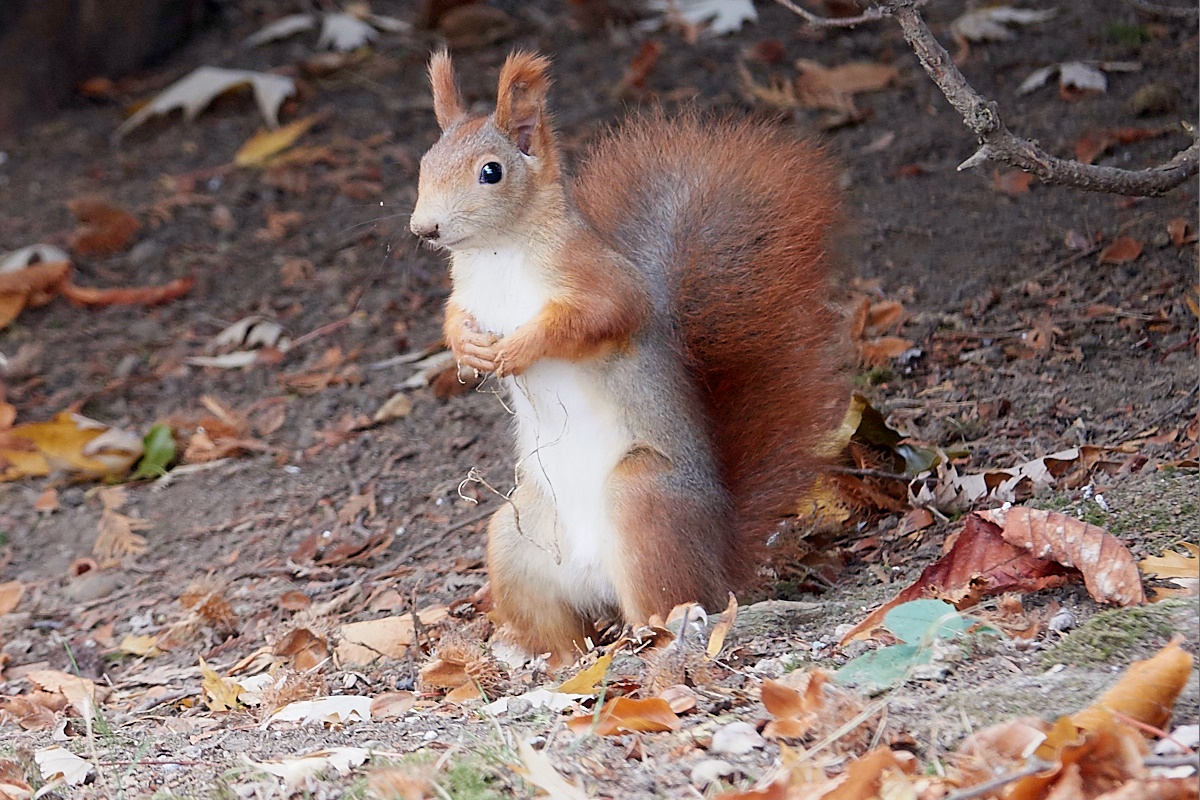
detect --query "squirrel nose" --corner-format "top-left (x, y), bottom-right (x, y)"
top-left (411, 221), bottom-right (440, 241)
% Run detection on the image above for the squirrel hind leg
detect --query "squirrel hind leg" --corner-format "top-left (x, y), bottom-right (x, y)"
top-left (608, 446), bottom-right (734, 623)
top-left (486, 490), bottom-right (594, 665)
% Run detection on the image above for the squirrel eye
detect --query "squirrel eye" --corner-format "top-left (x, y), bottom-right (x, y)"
top-left (479, 162), bottom-right (503, 184)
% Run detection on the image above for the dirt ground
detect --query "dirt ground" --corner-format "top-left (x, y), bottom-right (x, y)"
top-left (0, 0), bottom-right (1197, 797)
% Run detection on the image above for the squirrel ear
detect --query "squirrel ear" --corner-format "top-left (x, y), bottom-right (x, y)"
top-left (429, 49), bottom-right (466, 131)
top-left (494, 51), bottom-right (552, 156)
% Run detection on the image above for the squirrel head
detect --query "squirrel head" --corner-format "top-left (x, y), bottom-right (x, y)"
top-left (411, 50), bottom-right (560, 251)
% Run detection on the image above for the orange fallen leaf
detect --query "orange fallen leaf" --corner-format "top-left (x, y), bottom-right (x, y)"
top-left (993, 169), bottom-right (1035, 196)
top-left (1098, 237), bottom-right (1144, 265)
top-left (1074, 127), bottom-right (1168, 165)
top-left (859, 336), bottom-right (913, 366)
top-left (1071, 637), bottom-right (1193, 733)
top-left (67, 197), bottom-right (140, 256)
top-left (1167, 217), bottom-right (1196, 247)
top-left (706, 592), bottom-right (739, 658)
top-left (566, 696), bottom-right (681, 735)
top-left (557, 652), bottom-right (614, 695)
top-left (0, 581), bottom-right (24, 615)
top-left (0, 411), bottom-right (143, 481)
top-left (60, 276), bottom-right (194, 307)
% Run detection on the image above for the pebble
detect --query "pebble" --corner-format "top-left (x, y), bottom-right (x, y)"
top-left (1049, 608), bottom-right (1076, 633)
top-left (690, 759), bottom-right (734, 788)
top-left (710, 721), bottom-right (766, 755)
top-left (63, 571), bottom-right (123, 603)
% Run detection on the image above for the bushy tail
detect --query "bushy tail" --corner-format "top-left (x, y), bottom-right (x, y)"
top-left (574, 112), bottom-right (843, 583)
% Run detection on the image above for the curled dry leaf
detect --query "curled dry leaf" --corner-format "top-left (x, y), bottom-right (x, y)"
top-left (1167, 217), bottom-right (1196, 247)
top-left (369, 691), bottom-right (415, 720)
top-left (33, 747), bottom-right (94, 789)
top-left (60, 276), bottom-right (194, 307)
top-left (116, 67), bottom-right (297, 138)
top-left (0, 757), bottom-right (32, 799)
top-left (199, 657), bottom-right (243, 712)
top-left (841, 512), bottom-right (1076, 642)
top-left (248, 747), bottom-right (370, 790)
top-left (0, 255), bottom-right (72, 328)
top-left (67, 197), bottom-right (140, 256)
top-left (979, 506), bottom-right (1146, 606)
top-left (566, 696), bottom-right (682, 735)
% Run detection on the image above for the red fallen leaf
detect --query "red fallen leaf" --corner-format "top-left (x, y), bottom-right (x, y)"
top-left (1097, 236), bottom-right (1143, 264)
top-left (992, 169), bottom-right (1034, 196)
top-left (980, 506), bottom-right (1146, 606)
top-left (1074, 127), bottom-right (1166, 165)
top-left (68, 197), bottom-right (140, 256)
top-left (858, 336), bottom-right (912, 365)
top-left (747, 38), bottom-right (788, 65)
top-left (841, 512), bottom-right (1076, 642)
top-left (60, 276), bottom-right (194, 307)
top-left (615, 40), bottom-right (664, 97)
top-left (566, 696), bottom-right (681, 735)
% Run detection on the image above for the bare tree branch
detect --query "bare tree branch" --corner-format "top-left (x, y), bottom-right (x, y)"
top-left (1119, 0), bottom-right (1199, 18)
top-left (773, 0), bottom-right (1199, 197)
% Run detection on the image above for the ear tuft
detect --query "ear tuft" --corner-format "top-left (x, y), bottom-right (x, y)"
top-left (429, 49), bottom-right (466, 131)
top-left (494, 51), bottom-right (553, 156)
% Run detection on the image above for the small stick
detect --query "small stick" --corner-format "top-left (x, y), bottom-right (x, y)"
top-left (942, 759), bottom-right (1052, 800)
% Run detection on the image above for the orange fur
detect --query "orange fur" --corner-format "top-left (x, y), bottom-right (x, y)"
top-left (429, 49), bottom-right (466, 131)
top-left (574, 112), bottom-right (843, 588)
top-left (494, 51), bottom-right (555, 159)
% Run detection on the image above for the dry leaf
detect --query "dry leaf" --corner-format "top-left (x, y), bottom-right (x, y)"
top-left (979, 506), bottom-right (1146, 606)
top-left (337, 607), bottom-right (449, 665)
top-left (33, 486), bottom-right (58, 513)
top-left (0, 757), bottom-right (32, 799)
top-left (119, 634), bottom-right (162, 657)
top-left (516, 739), bottom-right (589, 800)
top-left (199, 657), bottom-right (243, 712)
top-left (67, 197), bottom-right (140, 256)
top-left (60, 276), bottom-right (193, 307)
top-left (1071, 637), bottom-right (1193, 733)
top-left (649, 0), bottom-right (757, 36)
top-left (858, 336), bottom-right (913, 365)
top-left (566, 696), bottom-right (681, 735)
top-left (993, 169), bottom-right (1035, 196)
top-left (266, 696), bottom-right (372, 727)
top-left (557, 652), bottom-right (614, 695)
top-left (1140, 543), bottom-right (1199, 581)
top-left (1098, 237), bottom-right (1144, 264)
top-left (235, 115), bottom-right (320, 167)
top-left (33, 747), bottom-right (93, 788)
top-left (249, 747), bottom-right (370, 789)
top-left (116, 67), bottom-right (296, 138)
top-left (950, 6), bottom-right (1055, 42)
top-left (1074, 127), bottom-right (1166, 165)
top-left (0, 696), bottom-right (56, 731)
top-left (25, 669), bottom-right (98, 722)
top-left (0, 581), bottom-right (24, 615)
top-left (369, 691), bottom-right (415, 720)
top-left (94, 486), bottom-right (151, 561)
top-left (0, 411), bottom-right (143, 481)
top-left (841, 512), bottom-right (1076, 642)
top-left (707, 592), bottom-right (738, 658)
top-left (1166, 217), bottom-right (1196, 247)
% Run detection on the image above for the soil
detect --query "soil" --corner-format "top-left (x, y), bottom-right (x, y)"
top-left (0, 1), bottom-right (1196, 798)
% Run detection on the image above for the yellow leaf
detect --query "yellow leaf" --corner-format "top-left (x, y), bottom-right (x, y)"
top-left (0, 411), bottom-right (142, 481)
top-left (235, 115), bottom-right (320, 168)
top-left (1139, 543), bottom-right (1199, 580)
top-left (557, 652), bottom-right (613, 695)
top-left (706, 592), bottom-right (738, 659)
top-left (566, 696), bottom-right (681, 735)
top-left (199, 658), bottom-right (243, 712)
top-left (119, 634), bottom-right (162, 657)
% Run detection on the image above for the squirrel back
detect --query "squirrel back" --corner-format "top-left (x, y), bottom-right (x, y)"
top-left (573, 113), bottom-right (842, 580)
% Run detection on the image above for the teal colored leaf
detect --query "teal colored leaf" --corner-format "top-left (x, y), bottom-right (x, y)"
top-left (130, 424), bottom-right (176, 480)
top-left (884, 599), bottom-right (967, 645)
top-left (834, 643), bottom-right (929, 691)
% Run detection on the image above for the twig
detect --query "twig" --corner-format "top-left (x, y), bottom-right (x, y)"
top-left (1120, 0), bottom-right (1199, 17)
top-left (827, 465), bottom-right (910, 482)
top-left (288, 312), bottom-right (357, 349)
top-left (942, 759), bottom-right (1052, 800)
top-left (772, 0), bottom-right (1199, 197)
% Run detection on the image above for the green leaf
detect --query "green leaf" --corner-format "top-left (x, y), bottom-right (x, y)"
top-left (884, 599), bottom-right (967, 645)
top-left (834, 643), bottom-right (929, 691)
top-left (130, 424), bottom-right (176, 481)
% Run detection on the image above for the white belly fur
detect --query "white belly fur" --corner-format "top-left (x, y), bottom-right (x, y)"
top-left (452, 244), bottom-right (631, 611)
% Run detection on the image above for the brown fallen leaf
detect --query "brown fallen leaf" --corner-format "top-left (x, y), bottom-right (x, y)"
top-left (0, 696), bottom-right (56, 731)
top-left (1074, 127), bottom-right (1168, 165)
top-left (93, 486), bottom-right (151, 562)
top-left (706, 592), bottom-right (739, 658)
top-left (1167, 217), bottom-right (1196, 247)
top-left (614, 39), bottom-right (664, 98)
top-left (369, 691), bottom-right (416, 721)
top-left (1098, 236), bottom-right (1144, 265)
top-left (0, 756), bottom-right (33, 798)
top-left (60, 276), bottom-right (194, 307)
top-left (842, 512), bottom-right (1076, 642)
top-left (0, 411), bottom-right (143, 482)
top-left (979, 506), bottom-right (1146, 606)
top-left (274, 627), bottom-right (329, 672)
top-left (0, 259), bottom-right (72, 328)
top-left (993, 169), bottom-right (1035, 196)
top-left (566, 696), bottom-right (681, 735)
top-left (0, 581), bottom-right (24, 615)
top-left (68, 197), bottom-right (140, 256)
top-left (858, 335), bottom-right (913, 365)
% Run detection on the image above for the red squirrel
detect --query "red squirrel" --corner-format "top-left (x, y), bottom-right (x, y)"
top-left (410, 50), bottom-right (842, 662)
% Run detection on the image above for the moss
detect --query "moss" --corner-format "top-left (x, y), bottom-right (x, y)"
top-left (1105, 23), bottom-right (1151, 45)
top-left (1042, 599), bottom-right (1187, 665)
